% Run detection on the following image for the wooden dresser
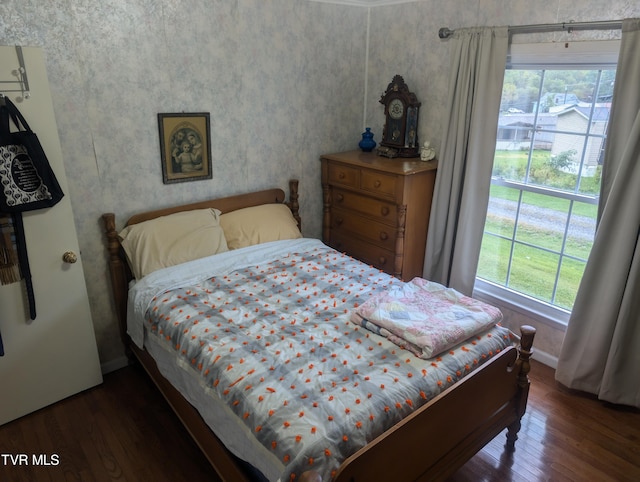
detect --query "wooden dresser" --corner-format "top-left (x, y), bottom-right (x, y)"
top-left (321, 150), bottom-right (437, 280)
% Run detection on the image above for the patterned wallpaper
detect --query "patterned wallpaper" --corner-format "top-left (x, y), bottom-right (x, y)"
top-left (0, 0), bottom-right (638, 367)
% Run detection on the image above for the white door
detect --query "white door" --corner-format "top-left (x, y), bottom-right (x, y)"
top-left (0, 46), bottom-right (102, 425)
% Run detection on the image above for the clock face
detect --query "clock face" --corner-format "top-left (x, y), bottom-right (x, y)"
top-left (389, 98), bottom-right (404, 120)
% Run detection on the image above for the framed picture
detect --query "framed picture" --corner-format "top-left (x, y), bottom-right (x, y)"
top-left (158, 112), bottom-right (212, 184)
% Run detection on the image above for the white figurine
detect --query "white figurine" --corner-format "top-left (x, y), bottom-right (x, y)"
top-left (420, 141), bottom-right (436, 161)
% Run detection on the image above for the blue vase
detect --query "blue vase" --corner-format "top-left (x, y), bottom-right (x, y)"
top-left (358, 127), bottom-right (376, 152)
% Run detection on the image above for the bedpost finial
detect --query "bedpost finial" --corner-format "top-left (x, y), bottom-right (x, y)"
top-left (519, 325), bottom-right (536, 355)
top-left (288, 179), bottom-right (301, 231)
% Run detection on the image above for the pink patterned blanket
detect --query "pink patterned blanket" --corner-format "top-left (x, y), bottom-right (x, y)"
top-left (350, 277), bottom-right (503, 359)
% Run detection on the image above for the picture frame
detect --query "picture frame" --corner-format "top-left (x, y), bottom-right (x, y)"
top-left (158, 112), bottom-right (212, 184)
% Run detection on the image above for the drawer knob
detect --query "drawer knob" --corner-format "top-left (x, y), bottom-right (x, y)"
top-left (338, 172), bottom-right (346, 179)
top-left (335, 218), bottom-right (343, 226)
top-left (379, 231), bottom-right (388, 241)
top-left (378, 256), bottom-right (386, 265)
top-left (374, 180), bottom-right (381, 188)
top-left (336, 193), bottom-right (344, 203)
top-left (380, 206), bottom-right (389, 216)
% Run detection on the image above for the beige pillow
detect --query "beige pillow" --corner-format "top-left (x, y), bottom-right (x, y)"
top-left (220, 204), bottom-right (301, 250)
top-left (119, 208), bottom-right (228, 279)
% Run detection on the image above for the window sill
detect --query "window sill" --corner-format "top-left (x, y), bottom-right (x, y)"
top-left (473, 279), bottom-right (569, 332)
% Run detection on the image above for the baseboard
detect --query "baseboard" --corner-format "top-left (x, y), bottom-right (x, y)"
top-left (531, 348), bottom-right (558, 369)
top-left (101, 355), bottom-right (129, 375)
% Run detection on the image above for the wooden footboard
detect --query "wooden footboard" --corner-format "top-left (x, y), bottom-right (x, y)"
top-left (102, 180), bottom-right (535, 482)
top-left (334, 326), bottom-right (535, 482)
top-left (127, 325), bottom-right (534, 482)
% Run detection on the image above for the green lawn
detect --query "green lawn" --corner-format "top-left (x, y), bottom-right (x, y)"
top-left (477, 233), bottom-right (587, 310)
top-left (478, 150), bottom-right (599, 310)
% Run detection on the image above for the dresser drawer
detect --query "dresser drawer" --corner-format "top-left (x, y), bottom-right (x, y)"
top-left (327, 163), bottom-right (359, 189)
top-left (331, 188), bottom-right (397, 226)
top-left (331, 207), bottom-right (396, 251)
top-left (360, 170), bottom-right (398, 198)
top-left (330, 233), bottom-right (395, 274)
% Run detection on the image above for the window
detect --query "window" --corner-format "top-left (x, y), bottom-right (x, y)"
top-left (475, 41), bottom-right (619, 325)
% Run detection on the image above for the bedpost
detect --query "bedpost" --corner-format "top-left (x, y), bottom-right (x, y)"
top-left (394, 204), bottom-right (407, 279)
top-left (102, 213), bottom-right (130, 350)
top-left (505, 324), bottom-right (536, 450)
top-left (288, 179), bottom-right (301, 231)
top-left (321, 161), bottom-right (331, 243)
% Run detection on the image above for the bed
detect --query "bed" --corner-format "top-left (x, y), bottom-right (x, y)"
top-left (102, 179), bottom-right (535, 482)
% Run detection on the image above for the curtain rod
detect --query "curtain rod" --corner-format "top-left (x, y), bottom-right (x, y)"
top-left (438, 19), bottom-right (623, 39)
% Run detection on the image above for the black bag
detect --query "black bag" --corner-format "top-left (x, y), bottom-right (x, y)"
top-left (0, 96), bottom-right (65, 321)
top-left (0, 96), bottom-right (64, 212)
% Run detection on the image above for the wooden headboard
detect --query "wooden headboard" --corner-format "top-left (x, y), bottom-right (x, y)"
top-left (102, 179), bottom-right (300, 349)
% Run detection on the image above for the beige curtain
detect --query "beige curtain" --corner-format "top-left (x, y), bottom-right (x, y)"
top-left (423, 27), bottom-right (508, 296)
top-left (555, 18), bottom-right (640, 409)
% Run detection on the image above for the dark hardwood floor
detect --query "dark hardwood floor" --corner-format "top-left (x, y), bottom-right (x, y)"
top-left (448, 362), bottom-right (640, 482)
top-left (1, 360), bottom-right (638, 481)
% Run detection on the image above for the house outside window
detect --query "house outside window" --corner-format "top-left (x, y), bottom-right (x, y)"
top-left (474, 41), bottom-right (619, 327)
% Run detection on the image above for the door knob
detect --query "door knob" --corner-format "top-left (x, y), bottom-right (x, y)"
top-left (62, 251), bottom-right (78, 264)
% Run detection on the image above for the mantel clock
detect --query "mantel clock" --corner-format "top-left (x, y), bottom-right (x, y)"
top-left (378, 75), bottom-right (421, 158)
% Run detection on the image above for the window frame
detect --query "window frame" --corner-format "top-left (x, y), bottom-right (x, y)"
top-left (473, 40), bottom-right (620, 329)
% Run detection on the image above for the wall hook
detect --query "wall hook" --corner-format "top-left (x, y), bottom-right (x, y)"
top-left (0, 46), bottom-right (31, 102)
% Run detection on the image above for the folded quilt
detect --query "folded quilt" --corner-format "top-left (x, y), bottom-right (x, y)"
top-left (350, 277), bottom-right (503, 359)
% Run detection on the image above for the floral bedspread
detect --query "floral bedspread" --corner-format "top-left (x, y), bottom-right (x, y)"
top-left (128, 239), bottom-right (512, 481)
top-left (350, 277), bottom-right (503, 359)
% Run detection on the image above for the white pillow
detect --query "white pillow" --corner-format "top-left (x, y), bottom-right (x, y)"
top-left (220, 204), bottom-right (301, 250)
top-left (119, 208), bottom-right (228, 279)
